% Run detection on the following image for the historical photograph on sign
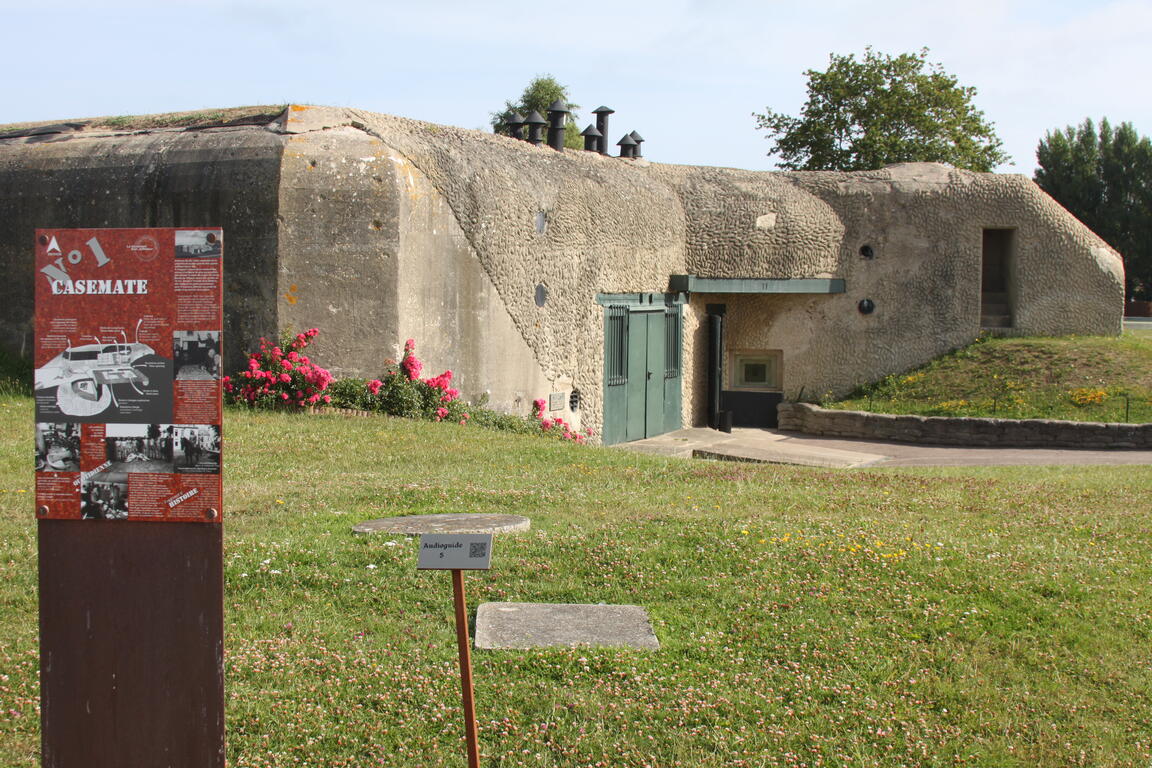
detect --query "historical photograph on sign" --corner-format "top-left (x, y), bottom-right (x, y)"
top-left (34, 318), bottom-right (173, 423)
top-left (35, 422), bottom-right (80, 472)
top-left (174, 330), bottom-right (221, 381)
top-left (174, 229), bottom-right (222, 259)
top-left (80, 474), bottom-right (128, 520)
top-left (103, 423), bottom-right (176, 474)
top-left (173, 424), bottom-right (221, 474)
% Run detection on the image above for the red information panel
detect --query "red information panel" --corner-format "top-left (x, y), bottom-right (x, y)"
top-left (33, 228), bottom-right (223, 522)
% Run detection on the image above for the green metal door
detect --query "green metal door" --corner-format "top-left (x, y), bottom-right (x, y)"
top-left (602, 296), bottom-right (682, 445)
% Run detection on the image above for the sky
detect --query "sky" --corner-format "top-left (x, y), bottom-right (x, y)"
top-left (3, 0), bottom-right (1149, 174)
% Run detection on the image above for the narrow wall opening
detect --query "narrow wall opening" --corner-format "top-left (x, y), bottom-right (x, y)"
top-left (981, 228), bottom-right (1015, 328)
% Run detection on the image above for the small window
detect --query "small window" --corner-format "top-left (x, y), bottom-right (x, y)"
top-left (731, 350), bottom-right (782, 391)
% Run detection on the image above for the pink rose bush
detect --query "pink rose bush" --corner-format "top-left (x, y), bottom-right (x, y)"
top-left (363, 339), bottom-right (469, 423)
top-left (531, 398), bottom-right (594, 443)
top-left (225, 327), bottom-right (333, 408)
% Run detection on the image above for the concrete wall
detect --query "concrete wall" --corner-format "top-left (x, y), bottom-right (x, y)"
top-left (0, 125), bottom-right (285, 374)
top-left (0, 105), bottom-right (1126, 442)
top-left (778, 402), bottom-right (1152, 448)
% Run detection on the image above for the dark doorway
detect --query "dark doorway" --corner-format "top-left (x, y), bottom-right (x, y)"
top-left (981, 229), bottom-right (1014, 328)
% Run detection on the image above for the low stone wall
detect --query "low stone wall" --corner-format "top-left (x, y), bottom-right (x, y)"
top-left (777, 402), bottom-right (1152, 449)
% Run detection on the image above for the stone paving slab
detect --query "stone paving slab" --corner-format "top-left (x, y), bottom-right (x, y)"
top-left (352, 513), bottom-right (530, 536)
top-left (474, 603), bottom-right (660, 650)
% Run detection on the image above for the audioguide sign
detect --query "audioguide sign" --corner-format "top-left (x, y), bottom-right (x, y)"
top-left (34, 228), bottom-right (224, 523)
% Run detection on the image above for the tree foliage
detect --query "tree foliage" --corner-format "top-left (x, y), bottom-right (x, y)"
top-left (1036, 118), bottom-right (1152, 300)
top-left (754, 48), bottom-right (1009, 172)
top-left (491, 75), bottom-right (583, 149)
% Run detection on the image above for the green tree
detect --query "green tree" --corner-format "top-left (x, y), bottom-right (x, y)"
top-left (1036, 118), bottom-right (1152, 300)
top-left (754, 48), bottom-right (1009, 172)
top-left (491, 75), bottom-right (583, 149)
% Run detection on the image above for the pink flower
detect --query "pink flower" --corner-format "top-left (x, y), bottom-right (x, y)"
top-left (279, 373), bottom-right (291, 383)
top-left (287, 351), bottom-right (300, 362)
top-left (322, 395), bottom-right (331, 404)
top-left (367, 379), bottom-right (383, 395)
top-left (540, 418), bottom-right (553, 430)
top-left (533, 398), bottom-right (547, 416)
top-left (435, 407), bottom-right (448, 421)
top-left (280, 393), bottom-right (289, 401)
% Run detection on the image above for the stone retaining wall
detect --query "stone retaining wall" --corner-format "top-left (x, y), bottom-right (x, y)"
top-left (777, 402), bottom-right (1152, 449)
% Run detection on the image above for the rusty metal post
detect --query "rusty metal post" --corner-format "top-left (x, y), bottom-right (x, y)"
top-left (452, 568), bottom-right (481, 768)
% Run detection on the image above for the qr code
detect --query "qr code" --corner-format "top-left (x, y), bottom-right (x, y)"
top-left (469, 542), bottom-right (489, 559)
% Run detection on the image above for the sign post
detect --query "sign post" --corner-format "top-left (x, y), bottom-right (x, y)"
top-left (418, 533), bottom-right (494, 768)
top-left (33, 228), bottom-right (225, 767)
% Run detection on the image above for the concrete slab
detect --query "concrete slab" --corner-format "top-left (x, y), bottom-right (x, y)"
top-left (620, 427), bottom-right (1152, 468)
top-left (474, 603), bottom-right (660, 650)
top-left (352, 513), bottom-right (530, 536)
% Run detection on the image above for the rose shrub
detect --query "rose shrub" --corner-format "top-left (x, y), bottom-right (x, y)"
top-left (364, 339), bottom-right (470, 424)
top-left (225, 328), bottom-right (334, 408)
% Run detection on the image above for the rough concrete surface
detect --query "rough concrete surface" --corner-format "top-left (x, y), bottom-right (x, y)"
top-left (0, 105), bottom-right (1125, 441)
top-left (474, 603), bottom-right (660, 650)
top-left (351, 513), bottom-right (530, 536)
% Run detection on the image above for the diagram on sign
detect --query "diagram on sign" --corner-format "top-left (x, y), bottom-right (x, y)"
top-left (34, 318), bottom-right (173, 421)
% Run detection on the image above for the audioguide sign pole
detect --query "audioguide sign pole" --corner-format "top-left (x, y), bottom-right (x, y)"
top-left (417, 533), bottom-right (494, 768)
top-left (33, 228), bottom-right (225, 767)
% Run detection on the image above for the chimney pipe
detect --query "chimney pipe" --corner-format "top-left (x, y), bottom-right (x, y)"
top-left (506, 112), bottom-right (525, 140)
top-left (592, 106), bottom-right (614, 155)
top-left (629, 130), bottom-right (644, 158)
top-left (580, 124), bottom-right (602, 151)
top-left (617, 133), bottom-right (637, 158)
top-left (546, 99), bottom-right (569, 151)
top-left (523, 111), bottom-right (547, 146)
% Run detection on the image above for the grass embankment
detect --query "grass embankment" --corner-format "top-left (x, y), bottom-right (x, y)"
top-left (1, 399), bottom-right (1150, 766)
top-left (830, 331), bottom-right (1152, 423)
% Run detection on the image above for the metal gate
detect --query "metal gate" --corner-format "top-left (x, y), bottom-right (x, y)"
top-left (601, 295), bottom-right (682, 445)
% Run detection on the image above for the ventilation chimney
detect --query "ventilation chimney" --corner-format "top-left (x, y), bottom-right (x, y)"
top-left (546, 99), bottom-right (569, 151)
top-left (617, 133), bottom-right (637, 158)
top-left (592, 106), bottom-right (614, 155)
top-left (523, 111), bottom-right (547, 146)
top-left (629, 131), bottom-right (644, 158)
top-left (580, 124), bottom-right (602, 152)
top-left (506, 112), bottom-right (525, 140)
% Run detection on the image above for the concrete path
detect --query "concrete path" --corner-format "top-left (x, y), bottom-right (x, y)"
top-left (620, 427), bottom-right (1152, 468)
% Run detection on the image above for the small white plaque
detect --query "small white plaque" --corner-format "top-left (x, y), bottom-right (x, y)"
top-left (548, 392), bottom-right (566, 411)
top-left (417, 533), bottom-right (493, 570)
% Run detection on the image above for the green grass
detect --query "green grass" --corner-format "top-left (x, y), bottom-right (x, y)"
top-left (829, 331), bottom-right (1152, 423)
top-left (1, 398), bottom-right (1151, 766)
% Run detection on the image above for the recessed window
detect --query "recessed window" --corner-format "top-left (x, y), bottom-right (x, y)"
top-left (731, 350), bottom-right (782, 391)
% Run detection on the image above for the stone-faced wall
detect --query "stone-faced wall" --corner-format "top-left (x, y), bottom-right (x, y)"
top-left (778, 402), bottom-right (1152, 448)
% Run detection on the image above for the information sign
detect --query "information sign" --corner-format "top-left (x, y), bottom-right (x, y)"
top-left (33, 228), bottom-right (223, 523)
top-left (417, 533), bottom-right (494, 570)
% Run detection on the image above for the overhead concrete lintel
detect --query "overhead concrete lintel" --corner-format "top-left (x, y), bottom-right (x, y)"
top-left (668, 275), bottom-right (846, 294)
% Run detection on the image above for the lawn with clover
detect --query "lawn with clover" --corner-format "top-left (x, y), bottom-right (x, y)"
top-left (1, 395), bottom-right (1150, 767)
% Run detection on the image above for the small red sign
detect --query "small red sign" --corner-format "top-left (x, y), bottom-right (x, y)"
top-left (34, 228), bottom-right (223, 523)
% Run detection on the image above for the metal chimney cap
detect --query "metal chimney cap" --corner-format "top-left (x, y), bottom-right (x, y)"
top-left (593, 106), bottom-right (615, 114)
top-left (507, 112), bottom-right (525, 125)
top-left (629, 130), bottom-right (644, 142)
top-left (617, 134), bottom-right (637, 146)
top-left (547, 99), bottom-right (569, 114)
top-left (580, 124), bottom-right (602, 137)
top-left (523, 110), bottom-right (547, 125)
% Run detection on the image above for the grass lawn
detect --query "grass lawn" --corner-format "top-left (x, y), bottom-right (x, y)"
top-left (829, 331), bottom-right (1152, 423)
top-left (1, 397), bottom-right (1150, 766)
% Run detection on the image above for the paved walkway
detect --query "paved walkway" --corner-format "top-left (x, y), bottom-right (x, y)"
top-left (620, 427), bottom-right (1152, 468)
